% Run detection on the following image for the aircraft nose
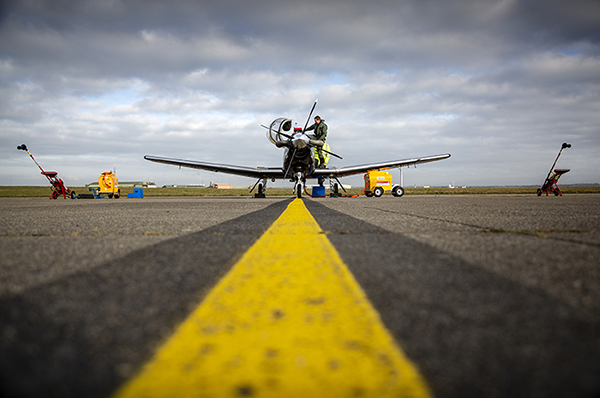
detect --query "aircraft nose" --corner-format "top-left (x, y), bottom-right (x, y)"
top-left (293, 133), bottom-right (309, 148)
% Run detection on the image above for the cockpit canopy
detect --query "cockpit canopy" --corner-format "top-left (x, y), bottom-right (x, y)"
top-left (267, 117), bottom-right (293, 145)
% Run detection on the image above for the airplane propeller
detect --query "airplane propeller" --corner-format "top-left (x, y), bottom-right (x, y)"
top-left (261, 99), bottom-right (343, 180)
top-left (260, 127), bottom-right (343, 160)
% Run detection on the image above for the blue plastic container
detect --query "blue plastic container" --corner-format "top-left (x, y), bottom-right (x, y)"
top-left (312, 186), bottom-right (326, 197)
top-left (127, 188), bottom-right (144, 198)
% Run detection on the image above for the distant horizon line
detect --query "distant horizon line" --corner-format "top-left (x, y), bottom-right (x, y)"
top-left (3, 183), bottom-right (599, 188)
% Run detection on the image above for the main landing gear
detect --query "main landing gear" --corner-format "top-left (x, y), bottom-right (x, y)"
top-left (251, 178), bottom-right (268, 198)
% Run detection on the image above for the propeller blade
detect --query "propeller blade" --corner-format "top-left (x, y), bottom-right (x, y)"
top-left (283, 147), bottom-right (297, 180)
top-left (306, 142), bottom-right (343, 160)
top-left (302, 99), bottom-right (318, 133)
top-left (321, 148), bottom-right (343, 160)
top-left (261, 124), bottom-right (294, 140)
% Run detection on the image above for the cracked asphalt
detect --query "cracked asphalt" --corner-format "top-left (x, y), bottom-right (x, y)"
top-left (1, 194), bottom-right (599, 397)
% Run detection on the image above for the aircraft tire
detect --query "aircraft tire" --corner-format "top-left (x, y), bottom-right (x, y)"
top-left (297, 186), bottom-right (302, 198)
top-left (536, 188), bottom-right (542, 196)
top-left (373, 187), bottom-right (384, 197)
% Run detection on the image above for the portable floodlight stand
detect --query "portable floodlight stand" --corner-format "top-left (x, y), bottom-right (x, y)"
top-left (17, 144), bottom-right (76, 199)
top-left (537, 142), bottom-right (571, 197)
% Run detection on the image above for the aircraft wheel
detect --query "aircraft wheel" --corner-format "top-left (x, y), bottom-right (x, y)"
top-left (373, 187), bottom-right (384, 197)
top-left (70, 191), bottom-right (77, 199)
top-left (536, 188), bottom-right (542, 196)
top-left (330, 183), bottom-right (340, 197)
top-left (297, 185), bottom-right (302, 198)
top-left (392, 186), bottom-right (405, 197)
top-left (554, 190), bottom-right (560, 196)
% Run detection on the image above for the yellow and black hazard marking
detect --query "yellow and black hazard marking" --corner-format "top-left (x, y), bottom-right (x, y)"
top-left (115, 199), bottom-right (431, 397)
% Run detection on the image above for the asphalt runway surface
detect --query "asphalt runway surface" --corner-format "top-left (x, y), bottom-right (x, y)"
top-left (1, 194), bottom-right (599, 397)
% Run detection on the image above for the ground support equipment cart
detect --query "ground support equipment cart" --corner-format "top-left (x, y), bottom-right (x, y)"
top-left (537, 142), bottom-right (571, 197)
top-left (17, 144), bottom-right (76, 199)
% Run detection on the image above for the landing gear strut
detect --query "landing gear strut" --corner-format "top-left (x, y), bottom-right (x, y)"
top-left (329, 177), bottom-right (344, 197)
top-left (251, 178), bottom-right (267, 198)
top-left (294, 172), bottom-right (304, 198)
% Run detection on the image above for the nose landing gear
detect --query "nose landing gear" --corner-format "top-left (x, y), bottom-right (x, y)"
top-left (294, 171), bottom-right (304, 198)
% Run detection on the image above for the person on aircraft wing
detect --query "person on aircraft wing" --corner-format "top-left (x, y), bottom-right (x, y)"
top-left (305, 115), bottom-right (328, 168)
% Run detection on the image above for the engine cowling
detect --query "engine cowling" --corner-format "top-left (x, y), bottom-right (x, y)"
top-left (267, 117), bottom-right (293, 146)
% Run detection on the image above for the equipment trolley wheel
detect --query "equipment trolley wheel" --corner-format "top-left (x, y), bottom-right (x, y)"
top-left (373, 187), bottom-right (384, 197)
top-left (392, 186), bottom-right (405, 197)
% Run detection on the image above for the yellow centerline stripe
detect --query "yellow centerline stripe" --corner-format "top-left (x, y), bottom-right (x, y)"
top-left (115, 198), bottom-right (431, 398)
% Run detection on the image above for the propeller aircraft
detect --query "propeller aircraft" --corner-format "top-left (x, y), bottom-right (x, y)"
top-left (144, 100), bottom-right (451, 198)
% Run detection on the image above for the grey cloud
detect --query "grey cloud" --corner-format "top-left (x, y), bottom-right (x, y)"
top-left (1, 0), bottom-right (599, 187)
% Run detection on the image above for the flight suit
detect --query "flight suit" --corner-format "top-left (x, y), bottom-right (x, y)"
top-left (305, 120), bottom-right (328, 167)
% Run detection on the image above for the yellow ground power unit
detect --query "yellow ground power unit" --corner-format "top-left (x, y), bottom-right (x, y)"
top-left (97, 171), bottom-right (120, 198)
top-left (364, 169), bottom-right (405, 198)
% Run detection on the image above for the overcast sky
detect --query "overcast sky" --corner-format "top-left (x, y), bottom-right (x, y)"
top-left (1, 0), bottom-right (599, 189)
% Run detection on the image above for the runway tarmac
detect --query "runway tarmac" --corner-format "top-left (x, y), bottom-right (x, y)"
top-left (1, 194), bottom-right (599, 397)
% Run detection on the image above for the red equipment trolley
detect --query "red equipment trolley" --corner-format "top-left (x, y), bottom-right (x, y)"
top-left (538, 168), bottom-right (570, 196)
top-left (17, 144), bottom-right (76, 199)
top-left (537, 142), bottom-right (571, 197)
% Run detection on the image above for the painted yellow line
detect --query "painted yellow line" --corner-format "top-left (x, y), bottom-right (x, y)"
top-left (115, 198), bottom-right (431, 398)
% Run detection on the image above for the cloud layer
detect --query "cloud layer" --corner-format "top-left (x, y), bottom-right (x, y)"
top-left (2, 0), bottom-right (599, 187)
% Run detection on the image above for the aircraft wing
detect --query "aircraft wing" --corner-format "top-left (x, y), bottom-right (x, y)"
top-left (310, 153), bottom-right (451, 178)
top-left (144, 155), bottom-right (285, 179)
top-left (145, 153), bottom-right (450, 180)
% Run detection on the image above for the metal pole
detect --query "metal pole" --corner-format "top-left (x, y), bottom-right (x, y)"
top-left (17, 144), bottom-right (45, 173)
top-left (27, 150), bottom-right (45, 173)
top-left (399, 167), bottom-right (404, 187)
